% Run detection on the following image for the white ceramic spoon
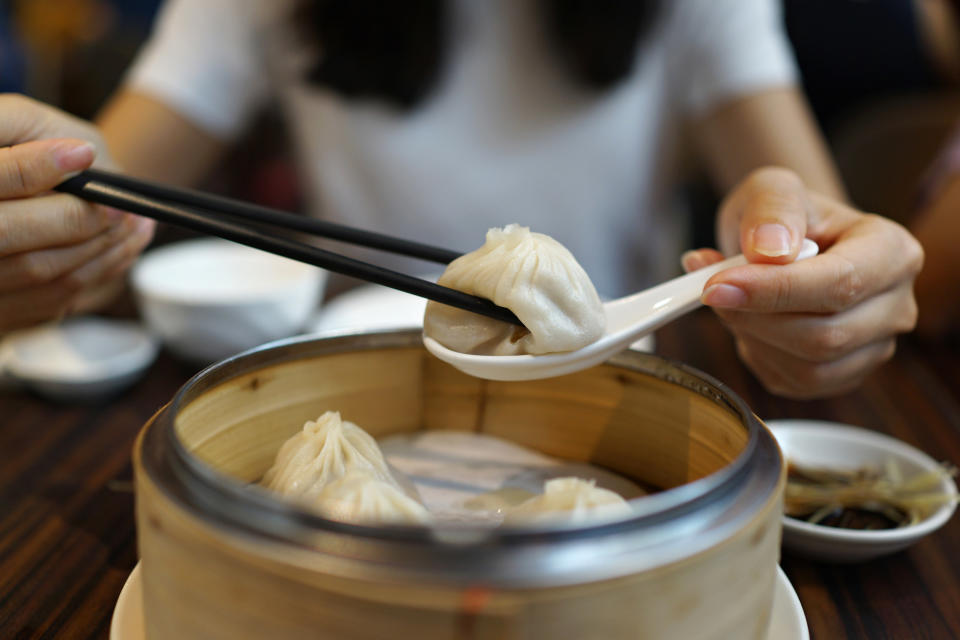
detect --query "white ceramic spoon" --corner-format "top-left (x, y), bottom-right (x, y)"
top-left (423, 238), bottom-right (819, 381)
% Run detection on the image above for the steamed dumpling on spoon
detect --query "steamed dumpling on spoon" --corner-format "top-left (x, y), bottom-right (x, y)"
top-left (423, 224), bottom-right (605, 355)
top-left (425, 224), bottom-right (820, 381)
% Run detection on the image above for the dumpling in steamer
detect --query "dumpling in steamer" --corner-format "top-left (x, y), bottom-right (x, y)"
top-left (262, 411), bottom-right (396, 500)
top-left (504, 477), bottom-right (633, 526)
top-left (317, 468), bottom-right (432, 525)
top-left (423, 225), bottom-right (606, 355)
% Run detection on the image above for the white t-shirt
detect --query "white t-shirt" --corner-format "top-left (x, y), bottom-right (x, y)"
top-left (126, 0), bottom-right (798, 296)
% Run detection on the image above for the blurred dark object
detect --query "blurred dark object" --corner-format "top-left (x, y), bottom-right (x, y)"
top-left (10, 0), bottom-right (161, 118)
top-left (829, 93), bottom-right (960, 221)
top-left (298, 0), bottom-right (448, 110)
top-left (0, 9), bottom-right (27, 93)
top-left (539, 0), bottom-right (661, 90)
top-left (296, 0), bottom-right (661, 110)
top-left (783, 0), bottom-right (950, 133)
top-left (784, 0), bottom-right (960, 221)
top-left (4, 0), bottom-right (302, 245)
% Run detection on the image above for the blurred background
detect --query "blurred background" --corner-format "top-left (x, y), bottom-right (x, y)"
top-left (0, 0), bottom-right (299, 217)
top-left (782, 0), bottom-right (960, 224)
top-left (1, 0), bottom-right (958, 231)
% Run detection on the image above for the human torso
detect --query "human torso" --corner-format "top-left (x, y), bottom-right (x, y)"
top-left (270, 0), bottom-right (688, 296)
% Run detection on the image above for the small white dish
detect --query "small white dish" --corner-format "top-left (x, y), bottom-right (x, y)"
top-left (110, 562), bottom-right (806, 640)
top-left (1, 316), bottom-right (159, 402)
top-left (770, 566), bottom-right (809, 640)
top-left (132, 238), bottom-right (326, 364)
top-left (768, 419), bottom-right (958, 563)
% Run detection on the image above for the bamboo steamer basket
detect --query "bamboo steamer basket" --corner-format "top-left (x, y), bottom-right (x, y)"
top-left (134, 330), bottom-right (785, 640)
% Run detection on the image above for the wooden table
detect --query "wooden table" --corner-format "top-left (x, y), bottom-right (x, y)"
top-left (2, 308), bottom-right (958, 639)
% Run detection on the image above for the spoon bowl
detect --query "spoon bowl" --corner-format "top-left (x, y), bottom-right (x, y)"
top-left (424, 239), bottom-right (819, 380)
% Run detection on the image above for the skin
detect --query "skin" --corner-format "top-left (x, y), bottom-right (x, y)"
top-left (681, 168), bottom-right (922, 398)
top-left (0, 94), bottom-right (155, 333)
top-left (0, 81), bottom-right (923, 397)
top-left (681, 88), bottom-right (924, 398)
top-left (691, 87), bottom-right (847, 201)
top-left (96, 91), bottom-right (225, 185)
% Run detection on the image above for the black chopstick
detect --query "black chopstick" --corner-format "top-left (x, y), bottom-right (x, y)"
top-left (78, 168), bottom-right (461, 264)
top-left (55, 173), bottom-right (523, 327)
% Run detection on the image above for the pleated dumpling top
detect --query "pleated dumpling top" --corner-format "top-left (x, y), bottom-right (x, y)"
top-left (261, 411), bottom-right (430, 525)
top-left (262, 411), bottom-right (393, 499)
top-left (423, 225), bottom-right (606, 355)
top-left (504, 477), bottom-right (633, 526)
top-left (316, 468), bottom-right (432, 525)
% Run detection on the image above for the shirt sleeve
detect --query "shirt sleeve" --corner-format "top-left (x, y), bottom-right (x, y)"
top-left (669, 0), bottom-right (800, 117)
top-left (123, 0), bottom-right (271, 140)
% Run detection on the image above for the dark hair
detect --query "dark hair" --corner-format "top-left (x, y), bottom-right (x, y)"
top-left (296, 0), bottom-right (660, 109)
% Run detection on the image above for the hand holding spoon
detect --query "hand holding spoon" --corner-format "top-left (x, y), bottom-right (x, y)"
top-left (423, 239), bottom-right (819, 381)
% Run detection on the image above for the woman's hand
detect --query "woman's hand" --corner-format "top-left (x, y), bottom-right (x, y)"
top-left (0, 94), bottom-right (155, 333)
top-left (682, 167), bottom-right (923, 399)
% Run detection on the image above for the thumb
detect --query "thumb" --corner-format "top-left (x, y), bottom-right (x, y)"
top-left (718, 168), bottom-right (811, 264)
top-left (0, 138), bottom-right (95, 198)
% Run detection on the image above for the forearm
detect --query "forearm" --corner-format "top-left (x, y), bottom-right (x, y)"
top-left (692, 87), bottom-right (847, 202)
top-left (96, 90), bottom-right (225, 186)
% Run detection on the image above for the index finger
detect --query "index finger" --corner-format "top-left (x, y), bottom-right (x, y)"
top-left (717, 168), bottom-right (811, 264)
top-left (703, 215), bottom-right (923, 313)
top-left (0, 138), bottom-right (95, 198)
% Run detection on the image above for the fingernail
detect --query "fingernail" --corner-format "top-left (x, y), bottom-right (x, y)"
top-left (104, 207), bottom-right (125, 223)
top-left (702, 284), bottom-right (747, 308)
top-left (681, 250), bottom-right (706, 272)
top-left (752, 224), bottom-right (792, 257)
top-left (53, 141), bottom-right (96, 172)
top-left (135, 216), bottom-right (154, 236)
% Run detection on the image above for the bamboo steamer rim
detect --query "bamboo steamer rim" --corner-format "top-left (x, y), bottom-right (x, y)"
top-left (140, 330), bottom-right (772, 553)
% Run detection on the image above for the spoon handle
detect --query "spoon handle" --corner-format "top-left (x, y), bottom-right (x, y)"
top-left (606, 239), bottom-right (819, 336)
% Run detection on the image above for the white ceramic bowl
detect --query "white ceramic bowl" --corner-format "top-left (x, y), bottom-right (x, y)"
top-left (1, 316), bottom-right (159, 401)
top-left (131, 238), bottom-right (326, 364)
top-left (768, 419), bottom-right (958, 563)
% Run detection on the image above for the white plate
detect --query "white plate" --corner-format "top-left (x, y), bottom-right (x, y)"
top-left (309, 282), bottom-right (429, 335)
top-left (110, 562), bottom-right (143, 640)
top-left (111, 563), bottom-right (805, 639)
top-left (768, 419), bottom-right (958, 563)
top-left (769, 566), bottom-right (810, 640)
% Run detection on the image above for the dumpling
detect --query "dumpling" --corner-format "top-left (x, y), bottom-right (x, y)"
top-left (503, 477), bottom-right (633, 526)
top-left (316, 468), bottom-right (432, 525)
top-left (262, 411), bottom-right (396, 500)
top-left (423, 224), bottom-right (606, 355)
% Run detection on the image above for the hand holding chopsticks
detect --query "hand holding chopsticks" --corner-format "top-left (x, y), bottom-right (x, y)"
top-left (55, 169), bottom-right (522, 326)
